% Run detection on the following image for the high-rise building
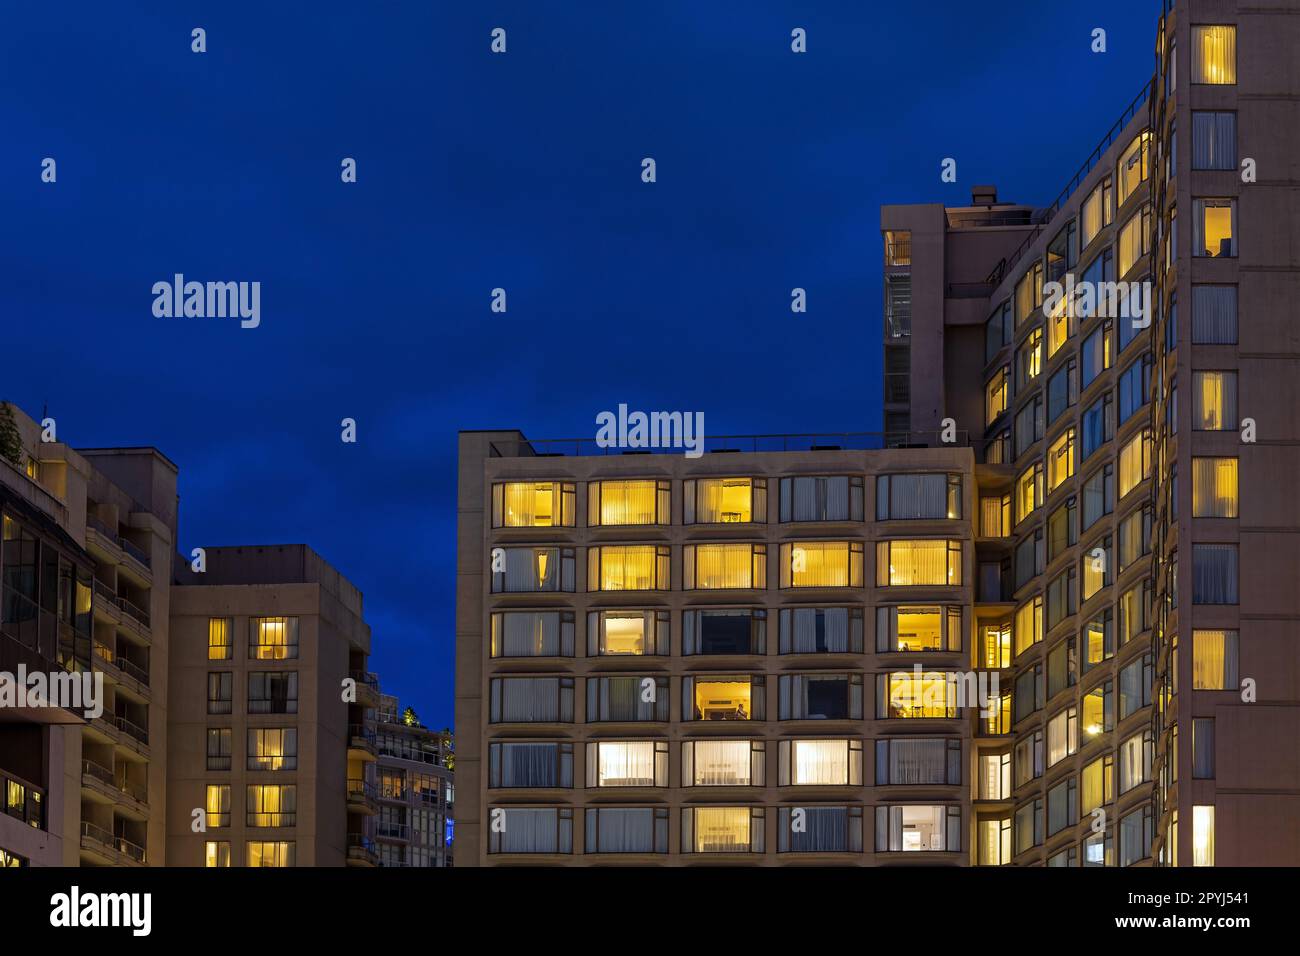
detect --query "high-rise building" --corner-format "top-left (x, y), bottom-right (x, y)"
top-left (373, 692), bottom-right (454, 866)
top-left (455, 0), bottom-right (1300, 866)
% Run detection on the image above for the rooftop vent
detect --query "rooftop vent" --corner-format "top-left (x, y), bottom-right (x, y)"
top-left (971, 185), bottom-right (998, 206)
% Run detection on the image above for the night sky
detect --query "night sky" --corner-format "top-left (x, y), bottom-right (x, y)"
top-left (2, 1), bottom-right (1156, 727)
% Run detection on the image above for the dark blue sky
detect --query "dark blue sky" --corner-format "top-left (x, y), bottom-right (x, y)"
top-left (1, 1), bottom-right (1156, 727)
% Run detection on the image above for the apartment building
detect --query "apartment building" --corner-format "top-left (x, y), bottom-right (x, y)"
top-left (881, 0), bottom-right (1300, 866)
top-left (373, 692), bottom-right (454, 866)
top-left (0, 403), bottom-right (178, 867)
top-left (167, 545), bottom-right (376, 867)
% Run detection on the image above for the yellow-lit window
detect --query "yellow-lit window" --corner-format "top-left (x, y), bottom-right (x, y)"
top-left (1192, 457), bottom-right (1238, 517)
top-left (1047, 293), bottom-right (1072, 357)
top-left (982, 623), bottom-right (1011, 668)
top-left (782, 541), bottom-right (862, 588)
top-left (250, 617), bottom-right (298, 660)
top-left (1116, 132), bottom-right (1151, 207)
top-left (1082, 755), bottom-right (1113, 813)
top-left (1192, 630), bottom-right (1238, 689)
top-left (1013, 597), bottom-right (1042, 656)
top-left (1019, 328), bottom-right (1042, 387)
top-left (1192, 372), bottom-right (1236, 430)
top-left (588, 545), bottom-right (668, 591)
top-left (248, 728), bottom-right (295, 771)
top-left (688, 740), bottom-right (753, 786)
top-left (591, 741), bottom-right (660, 787)
top-left (986, 368), bottom-right (1009, 425)
top-left (688, 477), bottom-right (763, 524)
top-left (1081, 182), bottom-right (1104, 248)
top-left (598, 611), bottom-right (646, 655)
top-left (892, 606), bottom-right (947, 652)
top-left (204, 841), bottom-right (231, 868)
top-left (1117, 431), bottom-right (1151, 498)
top-left (1117, 207), bottom-right (1149, 276)
top-left (1047, 429), bottom-right (1076, 491)
top-left (247, 784), bottom-right (296, 827)
top-left (1083, 616), bottom-right (1112, 668)
top-left (1016, 463), bottom-right (1042, 523)
top-left (1015, 261), bottom-right (1043, 327)
top-left (205, 784), bottom-right (230, 827)
top-left (885, 230), bottom-right (911, 266)
top-left (246, 841), bottom-right (295, 867)
top-left (886, 672), bottom-right (955, 718)
top-left (207, 617), bottom-right (232, 661)
top-left (981, 495), bottom-right (1010, 537)
top-left (1194, 199), bottom-right (1236, 258)
top-left (1082, 687), bottom-right (1108, 739)
top-left (492, 481), bottom-right (575, 528)
top-left (686, 543), bottom-right (765, 590)
top-left (979, 819), bottom-right (1012, 865)
top-left (588, 479), bottom-right (668, 526)
top-left (1192, 806), bottom-right (1215, 866)
top-left (1192, 26), bottom-right (1235, 84)
top-left (691, 678), bottom-right (753, 721)
top-left (875, 540), bottom-right (960, 587)
top-left (790, 740), bottom-right (854, 785)
top-left (983, 694), bottom-right (1011, 735)
top-left (691, 807), bottom-right (751, 853)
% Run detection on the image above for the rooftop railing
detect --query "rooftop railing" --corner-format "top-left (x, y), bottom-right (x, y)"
top-left (488, 430), bottom-right (970, 458)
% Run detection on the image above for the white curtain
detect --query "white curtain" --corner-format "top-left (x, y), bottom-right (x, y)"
top-left (501, 743), bottom-right (557, 788)
top-left (503, 548), bottom-right (556, 592)
top-left (501, 611), bottom-right (559, 656)
top-left (1192, 544), bottom-right (1238, 604)
top-left (890, 474), bottom-right (946, 519)
top-left (498, 808), bottom-right (558, 853)
top-left (888, 739), bottom-right (945, 785)
top-left (789, 607), bottom-right (849, 653)
top-left (597, 742), bottom-right (655, 787)
top-left (693, 807), bottom-right (749, 852)
top-left (1192, 111), bottom-right (1235, 170)
top-left (691, 740), bottom-right (750, 786)
top-left (590, 808), bottom-right (654, 853)
top-left (1191, 285), bottom-right (1237, 343)
top-left (792, 740), bottom-right (849, 785)
top-left (500, 677), bottom-right (558, 722)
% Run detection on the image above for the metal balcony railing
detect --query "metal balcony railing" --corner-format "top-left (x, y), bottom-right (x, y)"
top-left (488, 431), bottom-right (971, 457)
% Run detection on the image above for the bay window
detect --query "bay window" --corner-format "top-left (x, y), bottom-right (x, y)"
top-left (875, 473), bottom-right (961, 520)
top-left (876, 805), bottom-right (960, 852)
top-left (491, 546), bottom-right (576, 593)
top-left (780, 673), bottom-right (862, 720)
top-left (874, 738), bottom-right (961, 786)
top-left (587, 609), bottom-right (669, 657)
top-left (491, 609), bottom-right (576, 658)
top-left (487, 807), bottom-right (572, 855)
top-left (778, 806), bottom-right (863, 853)
top-left (684, 543), bottom-right (766, 590)
top-left (875, 539), bottom-right (961, 586)
top-left (587, 479), bottom-right (670, 526)
top-left (491, 481), bottom-right (575, 527)
top-left (683, 607), bottom-right (765, 655)
top-left (779, 738), bottom-right (864, 786)
top-left (585, 807), bottom-right (668, 854)
top-left (1047, 706), bottom-right (1079, 767)
top-left (781, 541), bottom-right (863, 588)
top-left (586, 676), bottom-right (669, 722)
top-left (682, 739), bottom-right (764, 787)
top-left (779, 606), bottom-right (863, 654)
top-left (780, 475), bottom-right (864, 522)
top-left (489, 676), bottom-right (575, 723)
top-left (488, 741), bottom-right (573, 789)
top-left (585, 740), bottom-right (669, 788)
top-left (682, 807), bottom-right (763, 854)
top-left (875, 605), bottom-right (962, 653)
top-left (684, 477), bottom-right (766, 524)
top-left (587, 545), bottom-right (669, 591)
top-left (683, 674), bottom-right (764, 721)
top-left (879, 671), bottom-right (957, 719)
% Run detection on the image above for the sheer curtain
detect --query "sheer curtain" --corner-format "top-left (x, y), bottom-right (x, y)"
top-left (693, 807), bottom-right (749, 852)
top-left (502, 611), bottom-right (558, 657)
top-left (1193, 630), bottom-right (1237, 688)
top-left (590, 808), bottom-right (654, 853)
top-left (890, 474), bottom-right (947, 519)
top-left (1191, 286), bottom-right (1237, 343)
top-left (789, 807), bottom-right (848, 852)
top-left (598, 742), bottom-right (654, 787)
top-left (501, 677), bottom-right (558, 722)
top-left (888, 739), bottom-right (944, 785)
top-left (888, 540), bottom-right (947, 585)
top-left (502, 743), bottom-right (558, 787)
top-left (790, 607), bottom-right (848, 653)
top-left (692, 740), bottom-right (750, 786)
top-left (1192, 112), bottom-right (1236, 170)
top-left (500, 808), bottom-right (557, 853)
top-left (792, 740), bottom-right (849, 785)
top-left (693, 544), bottom-right (751, 589)
top-left (1192, 544), bottom-right (1238, 604)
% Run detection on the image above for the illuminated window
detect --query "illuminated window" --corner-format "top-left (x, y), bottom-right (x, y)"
top-left (1193, 198), bottom-right (1236, 257)
top-left (585, 741), bottom-right (667, 788)
top-left (246, 784), bottom-right (296, 827)
top-left (1117, 205), bottom-right (1151, 276)
top-left (1013, 597), bottom-right (1043, 657)
top-left (686, 675), bottom-right (759, 721)
top-left (1080, 179), bottom-right (1110, 249)
top-left (1046, 707), bottom-right (1078, 766)
top-left (1116, 132), bottom-right (1151, 207)
top-left (247, 728), bottom-right (298, 771)
top-left (683, 740), bottom-right (762, 787)
top-left (1047, 429), bottom-right (1076, 492)
top-left (1192, 457), bottom-right (1238, 517)
top-left (1082, 536), bottom-right (1111, 601)
top-left (877, 605), bottom-right (962, 653)
top-left (684, 477), bottom-right (765, 524)
top-left (491, 609), bottom-right (577, 658)
top-left (883, 672), bottom-right (956, 719)
top-left (1192, 26), bottom-right (1236, 84)
top-left (1015, 261), bottom-right (1043, 327)
top-left (980, 818), bottom-right (1012, 865)
top-left (986, 367), bottom-right (1009, 426)
top-left (1118, 731), bottom-right (1153, 793)
top-left (249, 617), bottom-right (299, 660)
top-left (984, 693), bottom-right (1011, 735)
top-left (204, 841), bottom-right (231, 868)
top-left (493, 546), bottom-right (575, 593)
top-left (876, 805), bottom-right (960, 852)
top-left (1015, 463), bottom-right (1043, 524)
top-left (782, 541), bottom-right (863, 588)
top-left (587, 479), bottom-right (669, 526)
top-left (1192, 630), bottom-right (1239, 689)
top-left (246, 841), bottom-right (295, 867)
top-left (1082, 754), bottom-right (1114, 814)
top-left (1192, 371), bottom-right (1237, 430)
top-left (1117, 430), bottom-right (1151, 498)
top-left (684, 807), bottom-right (761, 853)
top-left (885, 230), bottom-right (911, 266)
top-left (491, 481), bottom-right (575, 527)
top-left (875, 540), bottom-right (961, 587)
top-left (981, 622), bottom-right (1011, 668)
top-left (1017, 328), bottom-right (1043, 389)
top-left (203, 785), bottom-right (229, 827)
top-left (1192, 805), bottom-right (1216, 866)
top-left (685, 543), bottom-right (766, 590)
top-left (981, 495), bottom-right (1011, 537)
top-left (207, 618), bottom-right (232, 660)
top-left (1082, 609), bottom-right (1114, 672)
top-left (978, 754), bottom-right (1012, 800)
top-left (588, 609), bottom-right (667, 656)
top-left (782, 739), bottom-right (862, 786)
top-left (587, 545), bottom-right (669, 591)
top-left (1082, 682), bottom-right (1113, 739)
top-left (1047, 291), bottom-right (1073, 357)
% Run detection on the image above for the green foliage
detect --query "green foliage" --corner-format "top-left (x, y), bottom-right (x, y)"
top-left (0, 402), bottom-right (24, 468)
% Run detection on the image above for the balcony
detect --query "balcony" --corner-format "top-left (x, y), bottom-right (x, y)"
top-left (85, 516), bottom-right (123, 563)
top-left (346, 834), bottom-right (379, 867)
top-left (374, 821), bottom-right (409, 842)
top-left (348, 724), bottom-right (377, 761)
top-left (92, 580), bottom-right (123, 625)
top-left (79, 821), bottom-right (145, 866)
top-left (346, 778), bottom-right (378, 815)
top-left (349, 670), bottom-right (379, 707)
top-left (80, 760), bottom-right (149, 814)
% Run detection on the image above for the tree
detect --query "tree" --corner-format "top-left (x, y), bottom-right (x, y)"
top-left (0, 402), bottom-right (23, 468)
top-left (401, 705), bottom-right (422, 728)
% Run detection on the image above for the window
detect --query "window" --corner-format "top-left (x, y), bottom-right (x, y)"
top-left (1047, 220), bottom-right (1079, 284)
top-left (488, 808), bottom-right (573, 855)
top-left (1119, 805), bottom-right (1153, 867)
top-left (1116, 132), bottom-right (1151, 208)
top-left (204, 842), bottom-right (230, 868)
top-left (981, 494), bottom-right (1011, 538)
top-left (247, 841), bottom-right (296, 867)
top-left (1118, 731), bottom-right (1153, 794)
top-left (248, 728), bottom-right (297, 771)
top-left (1118, 356), bottom-right (1151, 424)
top-left (1082, 754), bottom-right (1115, 814)
top-left (981, 622), bottom-right (1011, 669)
top-left (684, 543), bottom-right (766, 590)
top-left (1015, 261), bottom-right (1043, 327)
top-left (875, 738), bottom-right (961, 786)
top-left (876, 605), bottom-right (961, 653)
top-left (207, 618), bottom-right (232, 660)
top-left (886, 274), bottom-right (912, 338)
top-left (1015, 463), bottom-right (1043, 524)
top-left (1014, 799), bottom-right (1043, 855)
top-left (683, 807), bottom-right (763, 854)
top-left (780, 541), bottom-right (861, 588)
top-left (206, 729), bottom-right (231, 771)
top-left (1048, 497), bottom-right (1077, 561)
top-left (1078, 249), bottom-right (1115, 321)
top-left (1015, 397), bottom-right (1044, 459)
top-left (1117, 506), bottom-right (1152, 571)
top-left (1117, 430), bottom-right (1151, 498)
top-left (1192, 458), bottom-right (1238, 518)
top-left (1013, 597), bottom-right (1043, 657)
top-left (1080, 179), bottom-right (1111, 249)
top-left (1046, 566), bottom-right (1077, 629)
top-left (1192, 372), bottom-right (1237, 430)
top-left (247, 784), bottom-right (296, 827)
top-left (492, 610), bottom-right (577, 658)
top-left (885, 230), bottom-right (911, 266)
top-left (585, 741), bottom-right (668, 788)
top-left (489, 741), bottom-right (574, 789)
top-left (1080, 393), bottom-right (1113, 461)
top-left (685, 608), bottom-right (764, 655)
top-left (587, 479), bottom-right (670, 526)
top-left (1192, 112), bottom-right (1237, 170)
top-left (1082, 680), bottom-right (1114, 738)
top-left (778, 806), bottom-right (863, 854)
top-left (780, 475), bottom-right (864, 522)
top-left (1016, 328), bottom-right (1043, 390)
top-left (1047, 360), bottom-right (1078, 425)
top-left (1193, 806), bottom-right (1215, 866)
top-left (876, 473), bottom-right (961, 520)
top-left (1083, 611), bottom-right (1114, 674)
top-left (1014, 529), bottom-right (1043, 591)
top-left (588, 545), bottom-right (669, 592)
top-left (248, 672), bottom-right (298, 714)
top-left (986, 367), bottom-right (1009, 425)
top-left (250, 617), bottom-right (298, 660)
top-left (1047, 429), bottom-right (1076, 492)
top-left (685, 675), bottom-right (764, 721)
top-left (1081, 536), bottom-right (1111, 601)
top-left (491, 481), bottom-right (575, 527)
top-left (978, 752), bottom-right (1011, 799)
top-left (780, 738), bottom-right (864, 785)
top-left (585, 807), bottom-right (669, 854)
top-left (1192, 630), bottom-right (1239, 689)
top-left (207, 672), bottom-right (232, 715)
top-left (880, 672), bottom-right (955, 719)
top-left (1193, 199), bottom-right (1236, 257)
top-left (1192, 544), bottom-right (1238, 604)
top-left (779, 606), bottom-right (862, 654)
top-left (1014, 730), bottom-right (1044, 786)
top-left (586, 676), bottom-right (669, 722)
top-left (986, 302), bottom-right (1012, 362)
top-left (1080, 320), bottom-right (1112, 387)
top-left (1192, 285), bottom-right (1238, 344)
top-left (876, 805), bottom-right (960, 852)
top-left (1119, 655), bottom-right (1153, 719)
top-left (980, 818), bottom-right (1012, 865)
top-left (205, 784), bottom-right (230, 828)
top-left (1082, 464), bottom-right (1114, 530)
top-left (1193, 718), bottom-right (1216, 779)
top-left (1118, 581), bottom-right (1151, 645)
top-left (489, 676), bottom-right (575, 723)
top-left (684, 477), bottom-right (766, 524)
top-left (682, 740), bottom-right (764, 787)
top-left (1047, 637), bottom-right (1077, 699)
top-left (1047, 777), bottom-right (1078, 837)
top-left (1192, 26), bottom-right (1236, 84)
top-left (875, 540), bottom-right (961, 586)
top-left (1047, 707), bottom-right (1079, 766)
top-left (781, 673), bottom-right (861, 720)
top-left (492, 546), bottom-right (576, 593)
